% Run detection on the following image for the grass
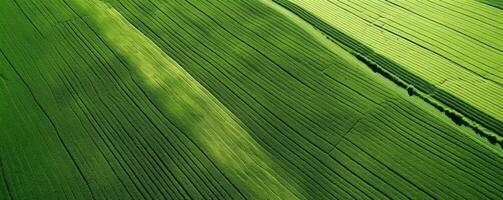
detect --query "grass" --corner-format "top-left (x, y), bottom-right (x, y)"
top-left (1, 0), bottom-right (502, 199)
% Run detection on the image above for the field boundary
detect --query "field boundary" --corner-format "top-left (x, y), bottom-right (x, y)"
top-left (272, 0), bottom-right (503, 146)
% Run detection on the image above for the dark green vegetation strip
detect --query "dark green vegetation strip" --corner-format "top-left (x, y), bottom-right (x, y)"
top-left (1, 0), bottom-right (502, 199)
top-left (477, 0), bottom-right (503, 9)
top-left (272, 0), bottom-right (503, 143)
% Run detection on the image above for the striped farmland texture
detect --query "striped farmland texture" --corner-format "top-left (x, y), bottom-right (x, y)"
top-left (0, 0), bottom-right (502, 199)
top-left (274, 0), bottom-right (503, 136)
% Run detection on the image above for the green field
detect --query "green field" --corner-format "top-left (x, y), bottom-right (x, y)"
top-left (1, 0), bottom-right (502, 199)
top-left (274, 0), bottom-right (503, 139)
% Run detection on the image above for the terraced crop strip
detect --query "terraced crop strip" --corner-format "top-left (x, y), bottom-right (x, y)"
top-left (1, 0), bottom-right (502, 199)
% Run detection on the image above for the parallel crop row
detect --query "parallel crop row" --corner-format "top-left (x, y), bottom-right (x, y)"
top-left (1, 0), bottom-right (502, 199)
top-left (273, 0), bottom-right (503, 140)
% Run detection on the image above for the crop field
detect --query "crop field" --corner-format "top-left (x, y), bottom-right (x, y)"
top-left (0, 0), bottom-right (501, 199)
top-left (274, 0), bottom-right (503, 138)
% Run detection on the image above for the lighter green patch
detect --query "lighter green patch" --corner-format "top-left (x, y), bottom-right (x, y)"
top-left (70, 0), bottom-right (302, 199)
